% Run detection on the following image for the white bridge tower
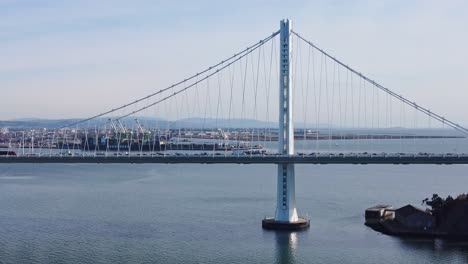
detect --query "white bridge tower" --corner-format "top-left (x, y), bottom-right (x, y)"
top-left (262, 19), bottom-right (310, 230)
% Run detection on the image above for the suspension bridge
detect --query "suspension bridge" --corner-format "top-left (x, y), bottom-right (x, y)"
top-left (1, 19), bottom-right (467, 229)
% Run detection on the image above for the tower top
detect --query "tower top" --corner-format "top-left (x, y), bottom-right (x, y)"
top-left (280, 19), bottom-right (292, 30)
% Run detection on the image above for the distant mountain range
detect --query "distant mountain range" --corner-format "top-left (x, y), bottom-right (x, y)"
top-left (2, 118), bottom-right (456, 133)
top-left (0, 117), bottom-right (280, 129)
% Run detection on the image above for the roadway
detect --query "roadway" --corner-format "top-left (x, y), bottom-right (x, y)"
top-left (1, 153), bottom-right (468, 164)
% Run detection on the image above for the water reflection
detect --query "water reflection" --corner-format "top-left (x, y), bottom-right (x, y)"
top-left (397, 238), bottom-right (468, 263)
top-left (274, 231), bottom-right (298, 264)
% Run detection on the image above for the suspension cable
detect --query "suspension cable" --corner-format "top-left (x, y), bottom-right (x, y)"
top-left (56, 31), bottom-right (280, 129)
top-left (107, 33), bottom-right (278, 124)
top-left (291, 30), bottom-right (468, 136)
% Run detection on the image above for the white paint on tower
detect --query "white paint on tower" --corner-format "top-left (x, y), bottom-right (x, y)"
top-left (275, 19), bottom-right (299, 223)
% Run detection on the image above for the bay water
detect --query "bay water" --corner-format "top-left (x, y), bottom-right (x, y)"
top-left (1, 137), bottom-right (468, 263)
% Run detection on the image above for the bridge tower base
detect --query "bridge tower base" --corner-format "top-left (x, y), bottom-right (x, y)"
top-left (262, 163), bottom-right (310, 230)
top-left (262, 19), bottom-right (309, 231)
top-left (262, 217), bottom-right (310, 230)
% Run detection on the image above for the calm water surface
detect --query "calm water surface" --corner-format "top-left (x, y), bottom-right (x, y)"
top-left (1, 138), bottom-right (468, 263)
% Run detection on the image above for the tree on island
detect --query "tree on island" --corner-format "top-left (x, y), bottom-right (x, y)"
top-left (422, 193), bottom-right (468, 230)
top-left (422, 194), bottom-right (452, 212)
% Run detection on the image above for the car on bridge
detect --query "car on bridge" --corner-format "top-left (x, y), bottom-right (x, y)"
top-left (357, 152), bottom-right (371, 158)
top-left (0, 150), bottom-right (16, 156)
top-left (415, 152), bottom-right (429, 157)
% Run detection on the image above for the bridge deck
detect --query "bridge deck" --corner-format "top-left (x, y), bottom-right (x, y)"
top-left (1, 155), bottom-right (468, 164)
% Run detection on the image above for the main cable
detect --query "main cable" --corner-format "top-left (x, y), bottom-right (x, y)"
top-left (56, 31), bottom-right (280, 129)
top-left (292, 30), bottom-right (468, 136)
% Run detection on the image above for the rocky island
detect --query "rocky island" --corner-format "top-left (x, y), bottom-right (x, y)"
top-left (365, 193), bottom-right (468, 238)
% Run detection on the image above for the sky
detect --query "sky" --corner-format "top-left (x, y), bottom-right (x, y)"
top-left (1, 0), bottom-right (467, 126)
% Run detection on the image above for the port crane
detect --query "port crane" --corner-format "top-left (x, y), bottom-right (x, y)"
top-left (134, 118), bottom-right (149, 153)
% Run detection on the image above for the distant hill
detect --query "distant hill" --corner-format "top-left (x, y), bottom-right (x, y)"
top-left (0, 117), bottom-right (278, 129)
top-left (173, 118), bottom-right (277, 129)
top-left (0, 118), bottom-right (463, 137)
top-left (0, 119), bottom-right (82, 129)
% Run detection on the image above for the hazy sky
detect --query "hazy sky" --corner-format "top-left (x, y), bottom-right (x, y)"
top-left (1, 0), bottom-right (467, 125)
